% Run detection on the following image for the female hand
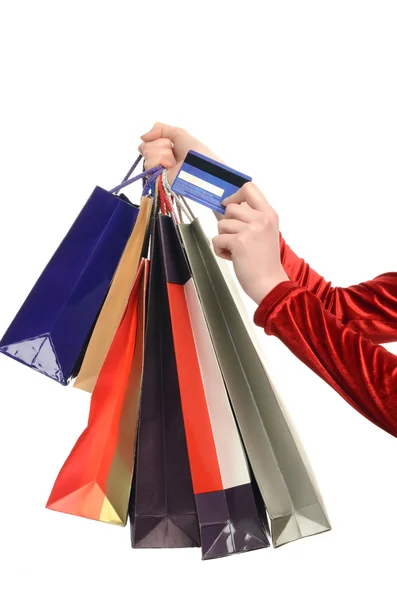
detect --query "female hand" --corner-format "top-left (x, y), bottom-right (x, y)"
top-left (138, 122), bottom-right (225, 186)
top-left (213, 182), bottom-right (290, 305)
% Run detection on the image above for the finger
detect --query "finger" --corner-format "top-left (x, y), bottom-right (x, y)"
top-left (222, 182), bottom-right (270, 213)
top-left (212, 233), bottom-right (236, 256)
top-left (221, 188), bottom-right (244, 207)
top-left (143, 149), bottom-right (176, 169)
top-left (217, 218), bottom-right (245, 234)
top-left (138, 139), bottom-right (174, 155)
top-left (140, 122), bottom-right (183, 143)
top-left (224, 202), bottom-right (254, 223)
top-left (216, 250), bottom-right (233, 261)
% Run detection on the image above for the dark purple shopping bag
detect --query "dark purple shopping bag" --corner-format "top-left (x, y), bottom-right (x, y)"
top-left (128, 212), bottom-right (200, 548)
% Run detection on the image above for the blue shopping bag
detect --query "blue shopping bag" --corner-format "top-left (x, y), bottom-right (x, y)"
top-left (0, 156), bottom-right (163, 385)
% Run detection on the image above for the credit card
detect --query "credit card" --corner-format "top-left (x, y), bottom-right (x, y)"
top-left (170, 149), bottom-right (252, 214)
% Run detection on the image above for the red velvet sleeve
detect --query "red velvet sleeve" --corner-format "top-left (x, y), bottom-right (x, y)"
top-left (254, 279), bottom-right (397, 438)
top-left (279, 231), bottom-right (397, 343)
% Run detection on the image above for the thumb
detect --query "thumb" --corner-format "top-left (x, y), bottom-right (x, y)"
top-left (140, 121), bottom-right (182, 143)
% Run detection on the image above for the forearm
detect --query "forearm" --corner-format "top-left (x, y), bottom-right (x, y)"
top-left (279, 233), bottom-right (397, 342)
top-left (254, 280), bottom-right (397, 438)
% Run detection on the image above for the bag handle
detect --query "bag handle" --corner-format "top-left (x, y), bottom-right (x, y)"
top-left (161, 169), bottom-right (195, 223)
top-left (109, 154), bottom-right (165, 196)
top-left (121, 153), bottom-right (143, 183)
top-left (158, 173), bottom-right (180, 222)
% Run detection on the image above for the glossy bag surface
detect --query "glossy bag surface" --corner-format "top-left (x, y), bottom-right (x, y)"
top-left (46, 259), bottom-right (147, 525)
top-left (178, 218), bottom-right (331, 548)
top-left (0, 186), bottom-right (139, 385)
top-left (128, 217), bottom-right (200, 549)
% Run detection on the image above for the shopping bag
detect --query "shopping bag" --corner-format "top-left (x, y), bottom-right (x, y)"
top-left (74, 193), bottom-right (153, 392)
top-left (157, 214), bottom-right (269, 559)
top-left (46, 258), bottom-right (148, 524)
top-left (178, 217), bottom-right (332, 548)
top-left (0, 187), bottom-right (139, 385)
top-left (128, 214), bottom-right (200, 549)
top-left (214, 248), bottom-right (326, 501)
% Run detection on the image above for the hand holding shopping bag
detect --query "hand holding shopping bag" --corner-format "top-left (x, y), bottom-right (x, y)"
top-left (0, 140), bottom-right (333, 560)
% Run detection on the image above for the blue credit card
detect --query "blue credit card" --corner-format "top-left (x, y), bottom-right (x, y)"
top-left (170, 149), bottom-right (252, 214)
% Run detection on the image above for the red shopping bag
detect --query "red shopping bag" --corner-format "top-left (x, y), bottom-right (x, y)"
top-left (46, 259), bottom-right (148, 525)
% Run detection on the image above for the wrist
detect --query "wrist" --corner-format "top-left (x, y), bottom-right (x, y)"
top-left (251, 272), bottom-right (291, 305)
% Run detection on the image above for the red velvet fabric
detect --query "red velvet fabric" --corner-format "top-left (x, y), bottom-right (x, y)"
top-left (253, 231), bottom-right (397, 438)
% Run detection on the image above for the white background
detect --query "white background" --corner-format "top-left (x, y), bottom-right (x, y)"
top-left (0, 1), bottom-right (396, 598)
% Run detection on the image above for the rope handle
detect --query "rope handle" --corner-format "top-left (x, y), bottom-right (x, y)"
top-left (161, 169), bottom-right (195, 223)
top-left (109, 153), bottom-right (165, 196)
top-left (158, 176), bottom-right (179, 221)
